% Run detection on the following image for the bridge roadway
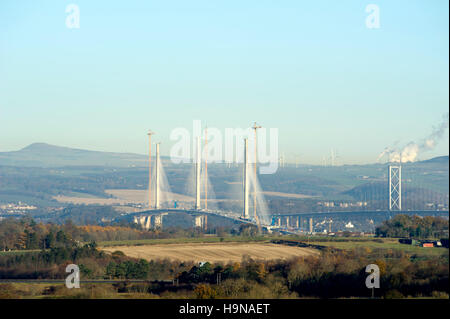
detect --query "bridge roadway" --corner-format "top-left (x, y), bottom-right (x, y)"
top-left (121, 208), bottom-right (448, 235)
top-left (121, 208), bottom-right (299, 234)
top-left (124, 207), bottom-right (258, 225)
top-left (271, 210), bottom-right (449, 218)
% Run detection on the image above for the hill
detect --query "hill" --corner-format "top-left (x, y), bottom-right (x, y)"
top-left (417, 156), bottom-right (449, 165)
top-left (0, 143), bottom-right (151, 167)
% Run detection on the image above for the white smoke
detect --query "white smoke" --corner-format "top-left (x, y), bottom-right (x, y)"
top-left (378, 113), bottom-right (449, 163)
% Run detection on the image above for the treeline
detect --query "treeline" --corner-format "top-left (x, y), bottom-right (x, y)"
top-left (0, 242), bottom-right (108, 279)
top-left (376, 214), bottom-right (448, 239)
top-left (0, 218), bottom-right (238, 251)
top-left (1, 244), bottom-right (447, 299)
top-left (0, 217), bottom-right (159, 251)
top-left (0, 218), bottom-right (79, 251)
top-left (0, 241), bottom-right (183, 281)
top-left (0, 217), bottom-right (448, 298)
top-left (188, 248), bottom-right (449, 299)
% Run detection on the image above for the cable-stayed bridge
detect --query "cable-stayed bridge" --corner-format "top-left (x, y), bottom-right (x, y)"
top-left (131, 131), bottom-right (448, 233)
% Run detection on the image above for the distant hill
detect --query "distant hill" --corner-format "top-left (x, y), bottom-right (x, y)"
top-left (0, 143), bottom-right (447, 169)
top-left (0, 143), bottom-right (152, 167)
top-left (343, 182), bottom-right (447, 202)
top-left (417, 156), bottom-right (449, 164)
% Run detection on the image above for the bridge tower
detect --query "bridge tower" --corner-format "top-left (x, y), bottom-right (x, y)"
top-left (155, 143), bottom-right (161, 209)
top-left (195, 136), bottom-right (201, 210)
top-left (194, 215), bottom-right (208, 230)
top-left (147, 130), bottom-right (155, 208)
top-left (243, 138), bottom-right (249, 219)
top-left (388, 165), bottom-right (402, 211)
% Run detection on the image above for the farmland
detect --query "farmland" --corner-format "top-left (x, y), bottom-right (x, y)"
top-left (99, 235), bottom-right (449, 260)
top-left (103, 242), bottom-right (319, 263)
top-left (306, 238), bottom-right (448, 257)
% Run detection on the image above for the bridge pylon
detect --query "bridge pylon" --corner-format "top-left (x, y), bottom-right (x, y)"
top-left (388, 165), bottom-right (402, 211)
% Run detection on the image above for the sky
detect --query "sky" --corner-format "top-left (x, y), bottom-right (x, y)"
top-left (0, 0), bottom-right (448, 165)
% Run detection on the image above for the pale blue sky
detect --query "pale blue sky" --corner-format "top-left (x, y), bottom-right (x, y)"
top-left (0, 0), bottom-right (448, 164)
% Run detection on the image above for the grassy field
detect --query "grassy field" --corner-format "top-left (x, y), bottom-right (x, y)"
top-left (98, 235), bottom-right (449, 259)
top-left (0, 282), bottom-right (165, 299)
top-left (54, 189), bottom-right (193, 205)
top-left (0, 249), bottom-right (40, 256)
top-left (97, 235), bottom-right (276, 247)
top-left (306, 238), bottom-right (448, 257)
top-left (2, 235), bottom-right (447, 259)
top-left (98, 234), bottom-right (448, 263)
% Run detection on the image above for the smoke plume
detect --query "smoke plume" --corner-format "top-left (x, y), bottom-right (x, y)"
top-left (378, 113), bottom-right (449, 163)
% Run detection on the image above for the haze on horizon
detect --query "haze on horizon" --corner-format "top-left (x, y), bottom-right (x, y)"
top-left (0, 140), bottom-right (448, 168)
top-left (0, 0), bottom-right (448, 165)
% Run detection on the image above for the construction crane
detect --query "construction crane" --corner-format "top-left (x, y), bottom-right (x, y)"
top-left (204, 126), bottom-right (208, 210)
